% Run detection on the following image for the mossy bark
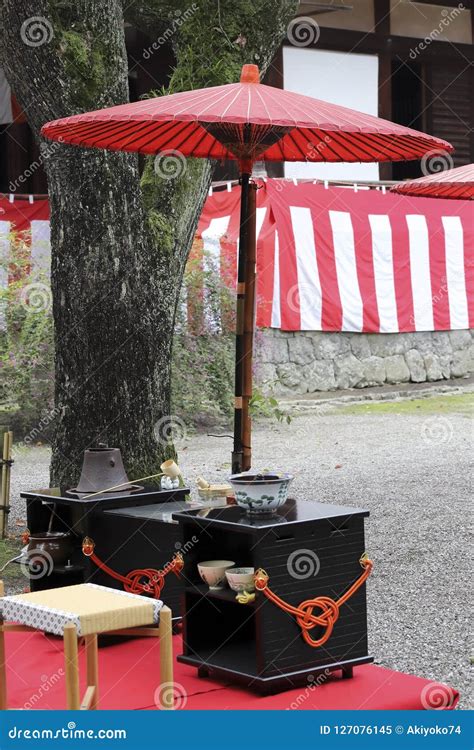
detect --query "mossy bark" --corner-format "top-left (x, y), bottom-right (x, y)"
top-left (0, 0), bottom-right (297, 486)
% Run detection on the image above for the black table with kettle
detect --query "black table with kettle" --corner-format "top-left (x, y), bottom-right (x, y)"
top-left (20, 446), bottom-right (198, 620)
top-left (20, 485), bottom-right (198, 619)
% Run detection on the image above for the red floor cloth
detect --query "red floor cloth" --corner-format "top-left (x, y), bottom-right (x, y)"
top-left (4, 631), bottom-right (459, 711)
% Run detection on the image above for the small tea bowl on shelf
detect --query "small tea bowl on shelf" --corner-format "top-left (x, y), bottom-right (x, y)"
top-left (229, 472), bottom-right (294, 515)
top-left (225, 567), bottom-right (255, 593)
top-left (197, 560), bottom-right (235, 590)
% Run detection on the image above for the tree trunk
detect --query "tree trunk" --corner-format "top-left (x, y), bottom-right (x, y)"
top-left (0, 0), bottom-right (297, 486)
top-left (0, 0), bottom-right (173, 484)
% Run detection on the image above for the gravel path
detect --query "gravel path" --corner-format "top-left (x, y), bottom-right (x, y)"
top-left (8, 391), bottom-right (472, 708)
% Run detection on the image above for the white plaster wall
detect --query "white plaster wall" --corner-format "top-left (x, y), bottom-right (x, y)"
top-left (283, 47), bottom-right (380, 182)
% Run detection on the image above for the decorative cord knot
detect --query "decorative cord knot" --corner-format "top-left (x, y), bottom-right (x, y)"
top-left (253, 556), bottom-right (373, 648)
top-left (294, 595), bottom-right (340, 647)
top-left (82, 538), bottom-right (183, 599)
top-left (124, 568), bottom-right (166, 598)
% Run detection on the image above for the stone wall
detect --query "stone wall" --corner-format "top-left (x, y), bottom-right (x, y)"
top-left (255, 329), bottom-right (474, 395)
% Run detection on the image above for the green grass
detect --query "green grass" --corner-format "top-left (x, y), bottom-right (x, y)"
top-left (0, 537), bottom-right (26, 594)
top-left (335, 392), bottom-right (474, 417)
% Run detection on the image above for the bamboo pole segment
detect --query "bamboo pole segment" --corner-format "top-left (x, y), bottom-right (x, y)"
top-left (0, 580), bottom-right (6, 710)
top-left (158, 606), bottom-right (174, 710)
top-left (232, 173), bottom-right (250, 475)
top-left (232, 174), bottom-right (257, 474)
top-left (82, 471), bottom-right (165, 499)
top-left (85, 634), bottom-right (99, 709)
top-left (0, 432), bottom-right (9, 539)
top-left (63, 623), bottom-right (80, 710)
top-left (2, 432), bottom-right (12, 538)
top-left (241, 184), bottom-right (257, 472)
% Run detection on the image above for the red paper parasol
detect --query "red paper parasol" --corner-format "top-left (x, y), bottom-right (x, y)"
top-left (42, 64), bottom-right (453, 473)
top-left (391, 163), bottom-right (474, 200)
top-left (42, 64), bottom-right (451, 167)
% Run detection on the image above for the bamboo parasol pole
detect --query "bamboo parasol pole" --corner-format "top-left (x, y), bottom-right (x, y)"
top-left (1, 431), bottom-right (12, 538)
top-left (241, 183), bottom-right (257, 473)
top-left (232, 174), bottom-right (257, 475)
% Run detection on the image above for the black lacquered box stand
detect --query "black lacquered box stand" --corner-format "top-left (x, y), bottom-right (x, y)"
top-left (21, 486), bottom-right (192, 619)
top-left (173, 499), bottom-right (372, 694)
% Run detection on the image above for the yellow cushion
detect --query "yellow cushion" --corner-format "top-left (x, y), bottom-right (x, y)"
top-left (0, 583), bottom-right (161, 636)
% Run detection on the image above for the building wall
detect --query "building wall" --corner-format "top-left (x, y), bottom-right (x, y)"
top-left (283, 47), bottom-right (380, 182)
top-left (255, 329), bottom-right (473, 395)
top-left (299, 0), bottom-right (375, 33)
top-left (389, 1), bottom-right (471, 44)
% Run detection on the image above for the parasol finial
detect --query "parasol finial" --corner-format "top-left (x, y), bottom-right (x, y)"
top-left (240, 64), bottom-right (260, 84)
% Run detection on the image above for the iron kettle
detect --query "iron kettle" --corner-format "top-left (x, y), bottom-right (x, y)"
top-left (74, 445), bottom-right (137, 494)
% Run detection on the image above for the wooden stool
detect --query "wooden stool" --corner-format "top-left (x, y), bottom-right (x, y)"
top-left (0, 581), bottom-right (174, 710)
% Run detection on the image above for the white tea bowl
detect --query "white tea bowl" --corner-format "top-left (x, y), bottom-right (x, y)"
top-left (197, 560), bottom-right (235, 590)
top-left (225, 567), bottom-right (255, 592)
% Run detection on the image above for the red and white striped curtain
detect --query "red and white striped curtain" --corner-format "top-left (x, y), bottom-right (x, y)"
top-left (197, 180), bottom-right (473, 333)
top-left (0, 196), bottom-right (50, 267)
top-left (0, 197), bottom-right (50, 314)
top-left (1, 184), bottom-right (472, 333)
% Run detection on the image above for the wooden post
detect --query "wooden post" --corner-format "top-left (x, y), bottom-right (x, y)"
top-left (232, 174), bottom-right (257, 474)
top-left (158, 606), bottom-right (174, 710)
top-left (0, 580), bottom-right (7, 710)
top-left (63, 623), bottom-right (80, 710)
top-left (4, 431), bottom-right (12, 538)
top-left (85, 634), bottom-right (99, 709)
top-left (0, 431), bottom-right (12, 539)
top-left (241, 184), bottom-right (257, 472)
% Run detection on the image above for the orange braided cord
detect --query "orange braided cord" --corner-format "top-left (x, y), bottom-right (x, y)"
top-left (254, 556), bottom-right (373, 648)
top-left (82, 537), bottom-right (183, 599)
